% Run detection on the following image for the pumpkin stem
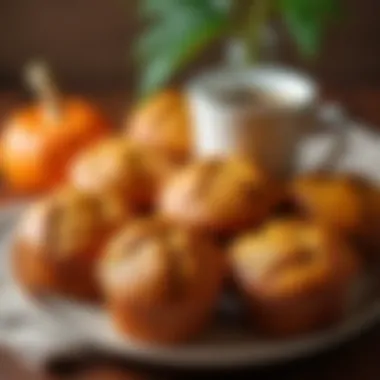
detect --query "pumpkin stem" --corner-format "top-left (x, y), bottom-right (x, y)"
top-left (24, 60), bottom-right (61, 123)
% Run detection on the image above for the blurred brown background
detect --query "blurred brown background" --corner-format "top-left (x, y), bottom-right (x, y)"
top-left (0, 0), bottom-right (378, 92)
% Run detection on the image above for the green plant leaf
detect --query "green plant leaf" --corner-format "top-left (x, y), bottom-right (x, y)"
top-left (135, 7), bottom-right (218, 61)
top-left (279, 0), bottom-right (341, 58)
top-left (136, 0), bottom-right (231, 97)
top-left (138, 10), bottom-right (227, 97)
top-left (134, 0), bottom-right (342, 97)
top-left (135, 18), bottom-right (188, 62)
top-left (140, 0), bottom-right (228, 18)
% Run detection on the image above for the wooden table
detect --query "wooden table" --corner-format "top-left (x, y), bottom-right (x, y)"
top-left (1, 87), bottom-right (380, 379)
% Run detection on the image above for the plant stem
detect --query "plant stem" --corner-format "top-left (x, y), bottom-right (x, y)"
top-left (245, 0), bottom-right (274, 64)
top-left (229, 0), bottom-right (246, 40)
top-left (25, 61), bottom-right (61, 123)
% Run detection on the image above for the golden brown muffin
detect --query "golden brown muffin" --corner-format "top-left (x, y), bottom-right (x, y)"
top-left (159, 158), bottom-right (283, 234)
top-left (99, 218), bottom-right (225, 344)
top-left (69, 137), bottom-right (175, 211)
top-left (126, 90), bottom-right (190, 162)
top-left (13, 186), bottom-right (130, 300)
top-left (290, 173), bottom-right (366, 234)
top-left (230, 219), bottom-right (361, 337)
top-left (291, 173), bottom-right (380, 258)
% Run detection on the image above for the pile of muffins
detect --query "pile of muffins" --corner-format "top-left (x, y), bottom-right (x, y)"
top-left (12, 90), bottom-right (380, 344)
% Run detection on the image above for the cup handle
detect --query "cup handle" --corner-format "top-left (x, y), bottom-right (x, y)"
top-left (298, 102), bottom-right (349, 174)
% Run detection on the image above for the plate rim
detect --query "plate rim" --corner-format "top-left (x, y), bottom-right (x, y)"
top-left (2, 202), bottom-right (380, 369)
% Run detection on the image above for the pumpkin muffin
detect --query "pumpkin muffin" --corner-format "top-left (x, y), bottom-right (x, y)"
top-left (13, 186), bottom-right (130, 300)
top-left (159, 158), bottom-right (283, 234)
top-left (69, 137), bottom-right (175, 211)
top-left (230, 219), bottom-right (361, 337)
top-left (99, 218), bottom-right (224, 344)
top-left (126, 90), bottom-right (190, 162)
top-left (291, 173), bottom-right (380, 259)
top-left (290, 173), bottom-right (367, 233)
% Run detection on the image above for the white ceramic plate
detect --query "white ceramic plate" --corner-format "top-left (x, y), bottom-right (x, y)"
top-left (1, 202), bottom-right (380, 369)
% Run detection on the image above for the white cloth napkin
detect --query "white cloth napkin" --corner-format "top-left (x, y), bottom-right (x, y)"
top-left (0, 106), bottom-right (379, 368)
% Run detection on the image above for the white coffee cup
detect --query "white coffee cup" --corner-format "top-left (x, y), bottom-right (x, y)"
top-left (186, 65), bottom-right (347, 178)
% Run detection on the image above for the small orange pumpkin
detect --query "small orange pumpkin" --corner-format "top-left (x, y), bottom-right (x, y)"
top-left (1, 63), bottom-right (111, 194)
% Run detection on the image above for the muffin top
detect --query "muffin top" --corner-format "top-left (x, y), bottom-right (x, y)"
top-left (290, 173), bottom-right (369, 234)
top-left (159, 158), bottom-right (283, 233)
top-left (127, 90), bottom-right (190, 161)
top-left (69, 137), bottom-right (174, 208)
top-left (230, 219), bottom-right (360, 298)
top-left (99, 218), bottom-right (223, 307)
top-left (15, 186), bottom-right (130, 258)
